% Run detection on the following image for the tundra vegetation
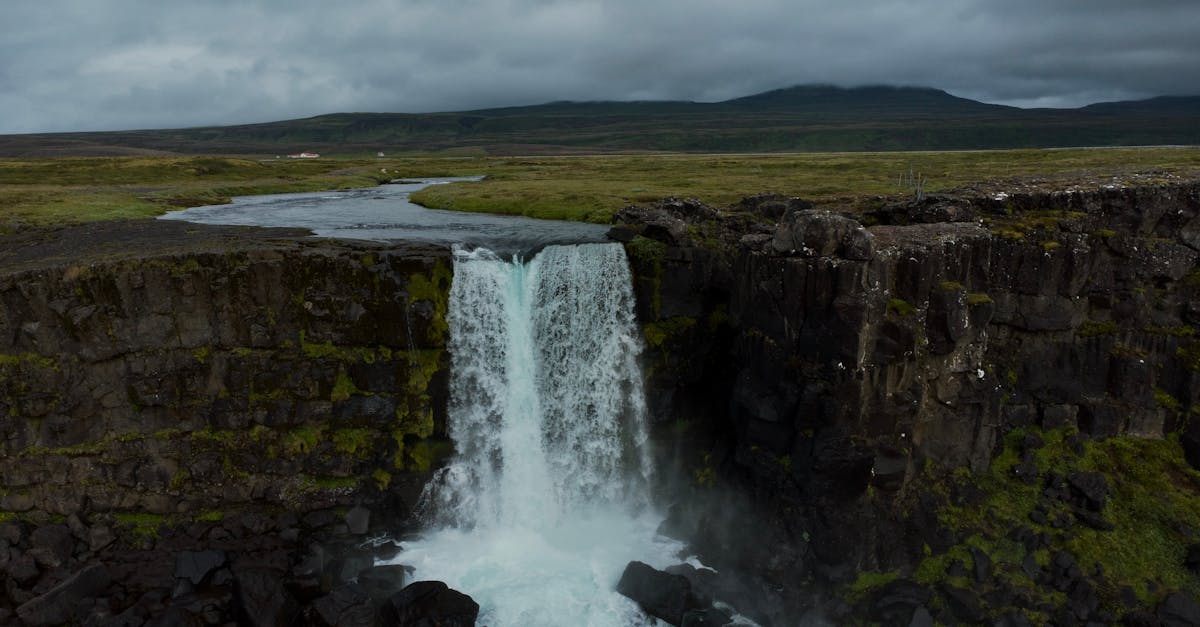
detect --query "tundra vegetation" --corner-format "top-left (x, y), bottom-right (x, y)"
top-left (1, 148), bottom-right (1199, 228)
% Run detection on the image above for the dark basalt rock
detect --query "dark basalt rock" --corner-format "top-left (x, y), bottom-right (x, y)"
top-left (233, 566), bottom-right (300, 627)
top-left (1158, 592), bottom-right (1200, 627)
top-left (867, 579), bottom-right (932, 624)
top-left (680, 606), bottom-right (733, 627)
top-left (174, 550), bottom-right (227, 586)
top-left (940, 584), bottom-right (985, 624)
top-left (27, 524), bottom-right (74, 569)
top-left (307, 583), bottom-right (375, 627)
top-left (1067, 471), bottom-right (1109, 510)
top-left (769, 209), bottom-right (874, 260)
top-left (15, 562), bottom-right (111, 626)
top-left (379, 580), bottom-right (479, 627)
top-left (616, 561), bottom-right (709, 626)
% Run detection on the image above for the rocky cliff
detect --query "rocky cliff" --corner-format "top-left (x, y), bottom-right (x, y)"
top-left (0, 219), bottom-right (454, 623)
top-left (615, 180), bottom-right (1200, 624)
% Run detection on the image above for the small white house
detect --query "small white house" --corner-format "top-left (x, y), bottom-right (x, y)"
top-left (287, 152), bottom-right (320, 159)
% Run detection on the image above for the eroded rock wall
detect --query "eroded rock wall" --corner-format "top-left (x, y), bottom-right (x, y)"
top-left (617, 182), bottom-right (1200, 601)
top-left (0, 232), bottom-right (453, 522)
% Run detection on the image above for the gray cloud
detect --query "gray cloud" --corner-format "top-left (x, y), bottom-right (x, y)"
top-left (2, 0), bottom-right (1197, 133)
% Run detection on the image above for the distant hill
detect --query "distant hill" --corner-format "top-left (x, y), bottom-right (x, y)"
top-left (1, 85), bottom-right (1197, 156)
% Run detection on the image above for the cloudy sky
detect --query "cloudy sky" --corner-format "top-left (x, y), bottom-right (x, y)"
top-left (2, 0), bottom-right (1197, 134)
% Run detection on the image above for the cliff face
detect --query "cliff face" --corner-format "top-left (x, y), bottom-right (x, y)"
top-left (616, 181), bottom-right (1200, 621)
top-left (0, 221), bottom-right (453, 522)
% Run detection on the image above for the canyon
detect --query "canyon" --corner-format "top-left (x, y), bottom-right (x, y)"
top-left (1, 177), bottom-right (1200, 624)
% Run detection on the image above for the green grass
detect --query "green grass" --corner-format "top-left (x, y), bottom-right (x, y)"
top-left (2, 148), bottom-right (1199, 228)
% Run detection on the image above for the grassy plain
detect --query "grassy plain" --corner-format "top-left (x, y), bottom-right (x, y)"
top-left (2, 147), bottom-right (1199, 228)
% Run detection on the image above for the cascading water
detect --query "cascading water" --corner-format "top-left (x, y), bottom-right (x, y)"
top-left (387, 242), bottom-right (683, 626)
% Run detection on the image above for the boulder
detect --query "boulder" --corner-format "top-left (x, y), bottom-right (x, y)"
top-left (1158, 592), bottom-right (1200, 627)
top-left (308, 584), bottom-right (375, 627)
top-left (379, 580), bottom-right (479, 627)
top-left (15, 562), bottom-right (111, 626)
top-left (1067, 471), bottom-right (1109, 510)
top-left (174, 550), bottom-right (228, 586)
top-left (616, 561), bottom-right (709, 626)
top-left (28, 524), bottom-right (74, 568)
top-left (358, 564), bottom-right (411, 601)
top-left (770, 210), bottom-right (874, 260)
top-left (233, 567), bottom-right (300, 627)
top-left (867, 579), bottom-right (931, 624)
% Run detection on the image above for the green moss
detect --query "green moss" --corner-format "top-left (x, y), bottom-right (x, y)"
top-left (284, 424), bottom-right (325, 456)
top-left (300, 475), bottom-right (359, 492)
top-left (330, 369), bottom-right (362, 403)
top-left (361, 253), bottom-right (378, 267)
top-left (332, 428), bottom-right (374, 457)
top-left (222, 454), bottom-right (249, 479)
top-left (406, 260), bottom-right (453, 345)
top-left (1154, 388), bottom-right (1183, 412)
top-left (191, 425), bottom-right (237, 446)
top-left (194, 510), bottom-right (224, 522)
top-left (1078, 319), bottom-right (1119, 337)
top-left (888, 298), bottom-right (918, 317)
top-left (391, 349), bottom-right (443, 469)
top-left (113, 512), bottom-right (167, 539)
top-left (693, 452), bottom-right (716, 488)
top-left (1071, 435), bottom-right (1200, 602)
top-left (967, 292), bottom-right (993, 305)
top-left (845, 570), bottom-right (901, 603)
top-left (1093, 228), bottom-right (1118, 239)
top-left (940, 281), bottom-right (963, 291)
top-left (1177, 341), bottom-right (1200, 371)
top-left (643, 316), bottom-right (697, 349)
top-left (1144, 325), bottom-right (1196, 337)
top-left (191, 347), bottom-right (210, 364)
top-left (169, 469), bottom-right (190, 490)
top-left (1041, 240), bottom-right (1062, 251)
top-left (923, 427), bottom-right (1200, 611)
top-left (372, 468), bottom-right (392, 490)
top-left (233, 347), bottom-right (253, 358)
top-left (624, 236), bottom-right (667, 317)
top-left (0, 352), bottom-right (58, 371)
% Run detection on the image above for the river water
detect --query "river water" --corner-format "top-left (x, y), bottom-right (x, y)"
top-left (159, 178), bottom-right (610, 255)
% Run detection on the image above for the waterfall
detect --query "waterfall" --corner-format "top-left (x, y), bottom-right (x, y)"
top-left (392, 243), bottom-right (681, 626)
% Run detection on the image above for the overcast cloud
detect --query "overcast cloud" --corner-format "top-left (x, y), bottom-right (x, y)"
top-left (2, 0), bottom-right (1197, 133)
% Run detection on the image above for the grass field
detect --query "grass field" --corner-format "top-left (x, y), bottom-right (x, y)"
top-left (2, 148), bottom-right (1199, 229)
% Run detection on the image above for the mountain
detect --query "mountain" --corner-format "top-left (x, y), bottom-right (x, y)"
top-left (1, 85), bottom-right (1197, 156)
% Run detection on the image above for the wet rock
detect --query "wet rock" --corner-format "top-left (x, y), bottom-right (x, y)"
top-left (616, 561), bottom-right (709, 626)
top-left (16, 562), bottom-right (111, 626)
top-left (233, 567), bottom-right (300, 627)
top-left (345, 505), bottom-right (371, 535)
top-left (867, 579), bottom-right (931, 624)
top-left (7, 552), bottom-right (40, 585)
top-left (28, 524), bottom-right (74, 568)
top-left (1185, 544), bottom-right (1200, 575)
top-left (941, 584), bottom-right (985, 624)
top-left (969, 546), bottom-right (992, 583)
top-left (681, 606), bottom-right (733, 627)
top-left (1068, 472), bottom-right (1109, 510)
top-left (380, 580), bottom-right (479, 627)
top-left (308, 583), bottom-right (375, 627)
top-left (908, 606), bottom-right (934, 627)
top-left (174, 550), bottom-right (227, 586)
top-left (1158, 592), bottom-right (1200, 627)
top-left (357, 564), bottom-right (411, 600)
